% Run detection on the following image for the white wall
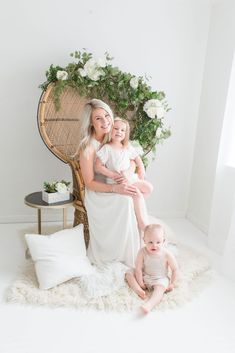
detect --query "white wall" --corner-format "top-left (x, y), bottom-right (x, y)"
top-left (0, 0), bottom-right (211, 223)
top-left (222, 204), bottom-right (235, 281)
top-left (187, 0), bottom-right (235, 234)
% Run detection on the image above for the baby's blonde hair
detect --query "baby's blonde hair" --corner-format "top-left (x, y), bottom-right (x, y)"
top-left (144, 224), bottom-right (165, 240)
top-left (113, 117), bottom-right (130, 147)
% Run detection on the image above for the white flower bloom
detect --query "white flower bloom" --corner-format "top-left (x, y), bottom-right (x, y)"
top-left (96, 57), bottom-right (108, 68)
top-left (78, 68), bottom-right (87, 77)
top-left (83, 58), bottom-right (103, 81)
top-left (130, 77), bottom-right (139, 89)
top-left (156, 106), bottom-right (165, 119)
top-left (56, 182), bottom-right (68, 194)
top-left (155, 128), bottom-right (162, 138)
top-left (56, 70), bottom-right (68, 80)
top-left (144, 106), bottom-right (157, 119)
top-left (130, 140), bottom-right (144, 156)
top-left (84, 58), bottom-right (96, 71)
top-left (89, 69), bottom-right (104, 81)
top-left (143, 99), bottom-right (165, 119)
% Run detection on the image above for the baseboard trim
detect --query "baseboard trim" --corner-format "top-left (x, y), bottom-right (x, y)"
top-left (1, 211), bottom-right (186, 224)
top-left (148, 211), bottom-right (186, 219)
top-left (186, 213), bottom-right (208, 235)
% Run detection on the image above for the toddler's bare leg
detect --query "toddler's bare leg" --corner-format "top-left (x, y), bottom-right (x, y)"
top-left (132, 180), bottom-right (153, 196)
top-left (140, 285), bottom-right (165, 314)
top-left (132, 189), bottom-right (149, 231)
top-left (125, 272), bottom-right (146, 299)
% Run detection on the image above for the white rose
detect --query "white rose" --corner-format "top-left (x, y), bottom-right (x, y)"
top-left (156, 106), bottom-right (165, 119)
top-left (145, 106), bottom-right (157, 119)
top-left (56, 70), bottom-right (68, 80)
top-left (84, 58), bottom-right (96, 71)
top-left (84, 58), bottom-right (103, 81)
top-left (78, 68), bottom-right (87, 77)
top-left (143, 99), bottom-right (165, 119)
top-left (96, 57), bottom-right (108, 68)
top-left (130, 77), bottom-right (139, 89)
top-left (89, 68), bottom-right (104, 81)
top-left (56, 182), bottom-right (68, 194)
top-left (155, 128), bottom-right (162, 138)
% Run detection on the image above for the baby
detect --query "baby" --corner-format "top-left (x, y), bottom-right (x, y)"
top-left (126, 224), bottom-right (180, 314)
top-left (95, 117), bottom-right (153, 230)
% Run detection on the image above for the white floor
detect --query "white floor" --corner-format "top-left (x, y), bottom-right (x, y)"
top-left (0, 219), bottom-right (235, 353)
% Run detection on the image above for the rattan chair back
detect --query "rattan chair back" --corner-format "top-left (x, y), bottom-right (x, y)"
top-left (37, 84), bottom-right (90, 245)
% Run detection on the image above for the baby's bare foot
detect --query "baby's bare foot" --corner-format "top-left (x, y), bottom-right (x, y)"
top-left (140, 304), bottom-right (150, 314)
top-left (137, 288), bottom-right (146, 299)
top-left (165, 284), bottom-right (174, 293)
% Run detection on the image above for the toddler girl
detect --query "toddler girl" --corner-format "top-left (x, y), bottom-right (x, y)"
top-left (126, 224), bottom-right (180, 314)
top-left (95, 117), bottom-right (153, 230)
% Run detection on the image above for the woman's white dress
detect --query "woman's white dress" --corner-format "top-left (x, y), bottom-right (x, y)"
top-left (85, 139), bottom-right (141, 268)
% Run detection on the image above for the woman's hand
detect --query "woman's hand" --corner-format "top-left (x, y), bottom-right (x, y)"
top-left (113, 171), bottom-right (128, 184)
top-left (113, 183), bottom-right (138, 196)
top-left (111, 171), bottom-right (123, 181)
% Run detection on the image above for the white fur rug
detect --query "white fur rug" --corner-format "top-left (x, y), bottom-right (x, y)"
top-left (6, 243), bottom-right (212, 312)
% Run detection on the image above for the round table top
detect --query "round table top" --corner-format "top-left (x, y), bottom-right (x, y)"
top-left (24, 191), bottom-right (75, 209)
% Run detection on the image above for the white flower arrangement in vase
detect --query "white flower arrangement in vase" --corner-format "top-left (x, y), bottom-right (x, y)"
top-left (42, 180), bottom-right (71, 204)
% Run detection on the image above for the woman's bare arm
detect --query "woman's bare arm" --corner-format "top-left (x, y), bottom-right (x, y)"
top-left (79, 148), bottom-right (138, 195)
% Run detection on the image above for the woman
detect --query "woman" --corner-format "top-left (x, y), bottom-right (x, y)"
top-left (78, 99), bottom-right (141, 268)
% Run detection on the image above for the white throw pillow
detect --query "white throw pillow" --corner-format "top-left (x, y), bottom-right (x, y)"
top-left (25, 224), bottom-right (93, 290)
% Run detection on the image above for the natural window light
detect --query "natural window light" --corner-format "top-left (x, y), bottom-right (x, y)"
top-left (224, 51), bottom-right (235, 168)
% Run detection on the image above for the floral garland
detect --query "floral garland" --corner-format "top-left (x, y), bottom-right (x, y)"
top-left (40, 50), bottom-right (171, 166)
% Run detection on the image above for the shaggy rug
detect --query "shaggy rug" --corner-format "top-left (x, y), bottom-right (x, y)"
top-left (6, 243), bottom-right (212, 312)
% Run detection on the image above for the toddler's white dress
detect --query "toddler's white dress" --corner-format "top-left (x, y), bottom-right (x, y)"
top-left (85, 139), bottom-right (140, 269)
top-left (96, 143), bottom-right (140, 184)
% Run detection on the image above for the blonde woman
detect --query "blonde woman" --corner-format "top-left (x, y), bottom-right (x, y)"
top-left (95, 117), bottom-right (153, 231)
top-left (78, 99), bottom-right (140, 268)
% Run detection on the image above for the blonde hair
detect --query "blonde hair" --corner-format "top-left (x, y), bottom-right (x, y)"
top-left (113, 117), bottom-right (130, 147)
top-left (77, 99), bottom-right (114, 154)
top-left (144, 224), bottom-right (165, 240)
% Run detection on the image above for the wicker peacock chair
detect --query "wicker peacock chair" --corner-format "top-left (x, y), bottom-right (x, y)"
top-left (37, 83), bottom-right (93, 246)
top-left (38, 84), bottom-right (138, 246)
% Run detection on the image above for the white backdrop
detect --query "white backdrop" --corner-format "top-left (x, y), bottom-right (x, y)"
top-left (0, 0), bottom-right (211, 222)
top-left (188, 0), bottom-right (235, 236)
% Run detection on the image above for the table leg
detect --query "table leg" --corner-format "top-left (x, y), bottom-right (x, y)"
top-left (25, 248), bottom-right (31, 259)
top-left (63, 208), bottom-right (67, 229)
top-left (38, 209), bottom-right (41, 234)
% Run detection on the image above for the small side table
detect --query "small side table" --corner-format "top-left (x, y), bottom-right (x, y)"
top-left (24, 191), bottom-right (75, 234)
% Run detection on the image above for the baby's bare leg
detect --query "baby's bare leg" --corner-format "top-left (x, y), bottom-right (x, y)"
top-left (132, 189), bottom-right (149, 231)
top-left (132, 180), bottom-right (153, 196)
top-left (125, 272), bottom-right (146, 299)
top-left (141, 285), bottom-right (166, 314)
